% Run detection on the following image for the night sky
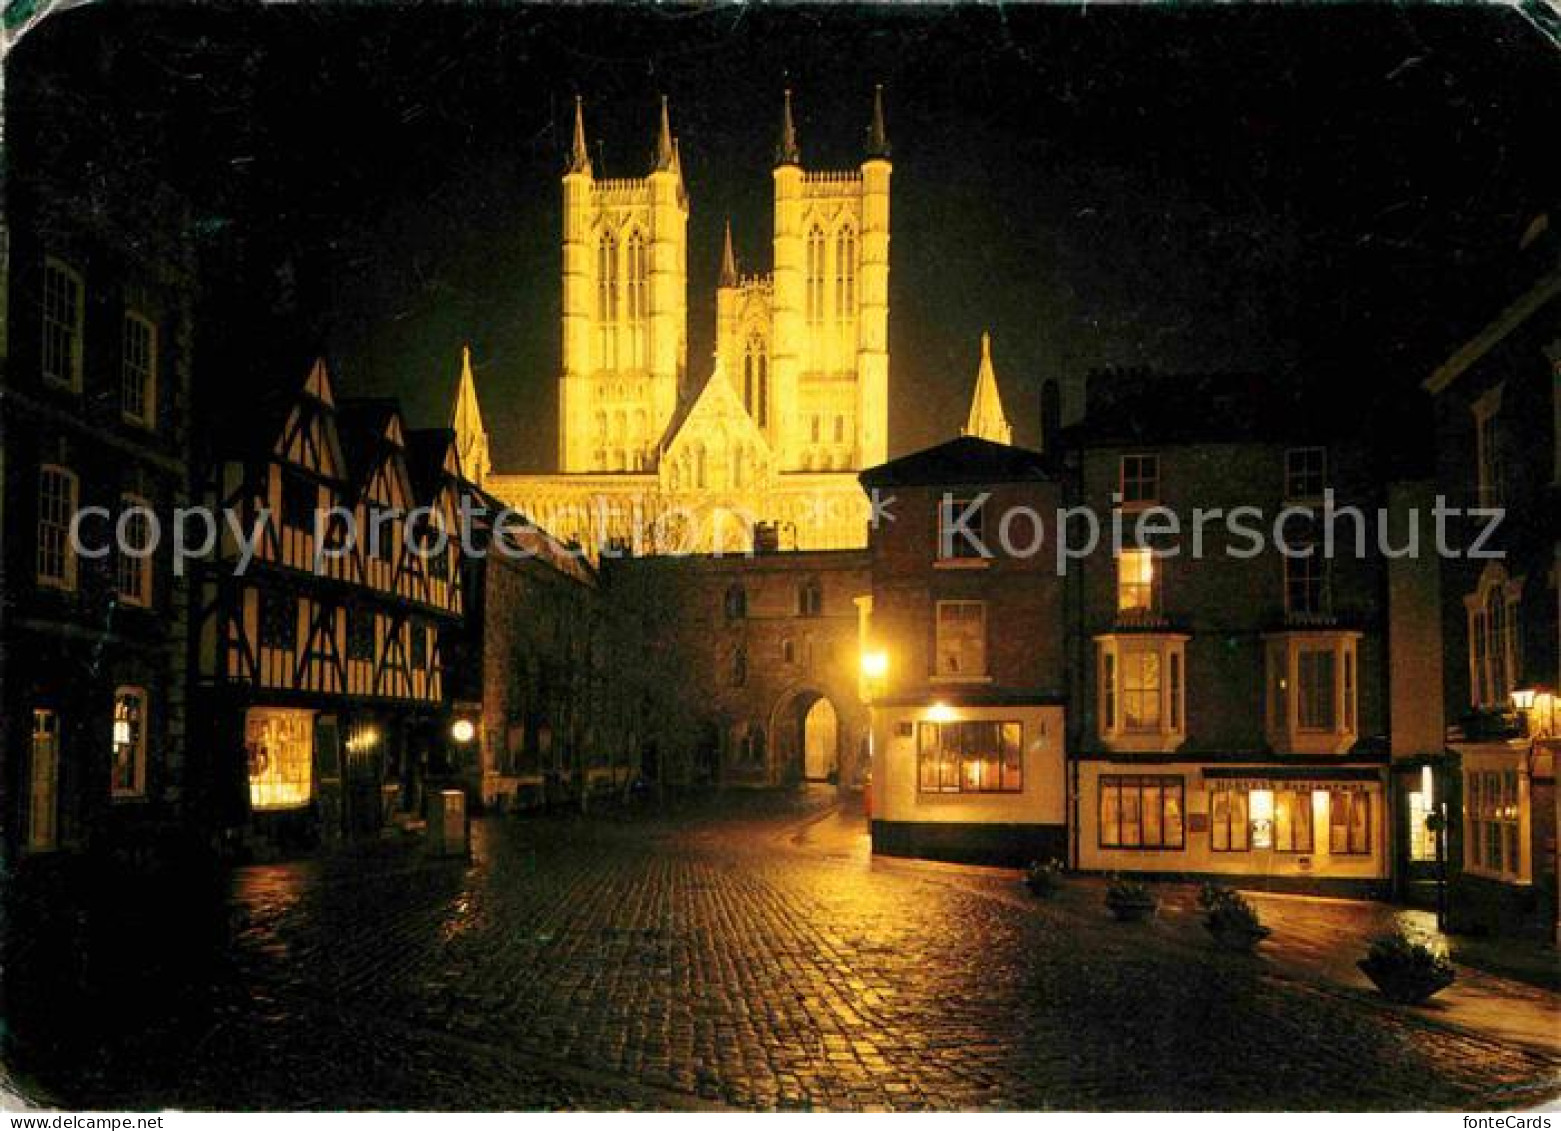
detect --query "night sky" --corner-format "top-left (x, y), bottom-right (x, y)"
top-left (13, 3), bottom-right (1559, 468)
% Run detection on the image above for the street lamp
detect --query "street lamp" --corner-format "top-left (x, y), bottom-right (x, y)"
top-left (451, 718), bottom-right (475, 744)
top-left (861, 650), bottom-right (888, 681)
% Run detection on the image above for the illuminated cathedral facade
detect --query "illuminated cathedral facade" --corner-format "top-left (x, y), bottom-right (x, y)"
top-left (472, 90), bottom-right (891, 554)
top-left (458, 89), bottom-right (1012, 555)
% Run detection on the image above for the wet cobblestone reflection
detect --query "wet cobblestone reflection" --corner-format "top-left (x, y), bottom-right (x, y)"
top-left (5, 793), bottom-right (1558, 1110)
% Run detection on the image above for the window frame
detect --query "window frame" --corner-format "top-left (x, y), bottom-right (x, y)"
top-left (1116, 547), bottom-right (1157, 614)
top-left (937, 494), bottom-right (987, 563)
top-left (1098, 774), bottom-right (1185, 850)
top-left (121, 309), bottom-right (158, 428)
top-left (36, 464), bottom-right (79, 591)
top-left (1094, 633), bottom-right (1187, 752)
top-left (933, 599), bottom-right (988, 681)
top-left (1119, 453), bottom-right (1160, 509)
top-left (1284, 446), bottom-right (1327, 502)
top-left (115, 493), bottom-right (155, 607)
top-left (42, 257), bottom-right (85, 392)
top-left (1328, 790), bottom-right (1372, 856)
top-left (916, 719), bottom-right (1023, 795)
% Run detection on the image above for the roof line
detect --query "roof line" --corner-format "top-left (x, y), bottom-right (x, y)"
top-left (1424, 263), bottom-right (1561, 395)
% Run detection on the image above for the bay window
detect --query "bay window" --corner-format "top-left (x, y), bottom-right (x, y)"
top-left (1095, 633), bottom-right (1187, 752)
top-left (1263, 631), bottom-right (1360, 755)
top-left (1464, 763), bottom-right (1526, 881)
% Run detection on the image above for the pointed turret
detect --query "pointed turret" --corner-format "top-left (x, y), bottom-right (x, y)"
top-left (567, 95), bottom-right (591, 176)
top-left (865, 83), bottom-right (890, 160)
top-left (775, 88), bottom-right (801, 167)
top-left (720, 219), bottom-right (738, 287)
top-left (450, 344), bottom-right (492, 487)
top-left (654, 94), bottom-right (675, 172)
top-left (962, 332), bottom-right (1014, 446)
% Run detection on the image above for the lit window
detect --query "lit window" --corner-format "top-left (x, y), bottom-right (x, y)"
top-left (1210, 786), bottom-right (1250, 852)
top-left (1328, 790), bottom-right (1371, 855)
top-left (917, 720), bottom-right (1022, 794)
top-left (122, 311), bottom-right (157, 427)
top-left (115, 494), bottom-right (154, 607)
top-left (1274, 789), bottom-right (1314, 853)
top-left (1095, 634), bottom-right (1187, 751)
top-left (1099, 775), bottom-right (1184, 849)
top-left (1465, 767), bottom-right (1522, 879)
top-left (111, 687), bottom-right (147, 798)
top-left (1284, 447), bottom-right (1326, 500)
top-left (246, 707), bottom-right (314, 811)
top-left (935, 600), bottom-right (987, 679)
top-left (1117, 548), bottom-right (1156, 613)
top-left (36, 465), bottom-right (78, 590)
top-left (1120, 454), bottom-right (1159, 507)
top-left (42, 258), bottom-right (84, 391)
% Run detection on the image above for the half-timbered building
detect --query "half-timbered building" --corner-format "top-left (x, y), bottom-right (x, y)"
top-left (190, 359), bottom-right (463, 851)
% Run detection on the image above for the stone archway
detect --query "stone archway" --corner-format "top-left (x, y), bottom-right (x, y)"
top-left (771, 687), bottom-right (840, 785)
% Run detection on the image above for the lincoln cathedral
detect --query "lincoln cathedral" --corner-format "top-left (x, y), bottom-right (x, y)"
top-left (458, 89), bottom-right (1009, 555)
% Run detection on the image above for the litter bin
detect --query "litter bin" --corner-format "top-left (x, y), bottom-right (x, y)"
top-left (427, 789), bottom-right (469, 858)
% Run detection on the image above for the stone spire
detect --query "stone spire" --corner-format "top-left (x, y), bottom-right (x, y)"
top-left (654, 94), bottom-right (675, 172)
top-left (865, 83), bottom-right (890, 160)
top-left (720, 219), bottom-right (737, 287)
top-left (962, 332), bottom-right (1014, 446)
top-left (775, 88), bottom-right (801, 167)
top-left (450, 344), bottom-right (492, 487)
top-left (567, 95), bottom-right (591, 176)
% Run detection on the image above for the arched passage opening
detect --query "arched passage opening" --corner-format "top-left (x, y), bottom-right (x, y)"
top-left (773, 689), bottom-right (840, 784)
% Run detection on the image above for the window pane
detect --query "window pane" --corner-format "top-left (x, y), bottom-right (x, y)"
top-left (1163, 782), bottom-right (1185, 848)
top-left (1101, 781), bottom-right (1121, 846)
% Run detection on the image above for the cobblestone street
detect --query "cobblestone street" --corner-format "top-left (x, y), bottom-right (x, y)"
top-left (9, 790), bottom-right (1559, 1111)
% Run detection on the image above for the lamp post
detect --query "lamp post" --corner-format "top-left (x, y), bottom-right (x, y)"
top-left (860, 650), bottom-right (888, 822)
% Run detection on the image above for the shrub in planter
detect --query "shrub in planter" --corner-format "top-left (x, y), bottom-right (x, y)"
top-left (1358, 931), bottom-right (1456, 1005)
top-left (1024, 859), bottom-right (1065, 898)
top-left (1198, 884), bottom-right (1271, 951)
top-left (1105, 877), bottom-right (1158, 922)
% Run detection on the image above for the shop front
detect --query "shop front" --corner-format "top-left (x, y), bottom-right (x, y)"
top-left (1077, 760), bottom-right (1390, 896)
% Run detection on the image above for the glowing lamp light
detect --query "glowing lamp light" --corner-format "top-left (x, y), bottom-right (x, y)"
top-left (1510, 687), bottom-right (1538, 713)
top-left (451, 718), bottom-right (476, 744)
top-left (861, 650), bottom-right (889, 680)
top-left (927, 701), bottom-right (957, 724)
top-left (113, 719), bottom-right (131, 747)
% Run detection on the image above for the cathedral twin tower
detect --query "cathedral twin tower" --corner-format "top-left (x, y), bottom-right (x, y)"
top-left (484, 88), bottom-right (894, 554)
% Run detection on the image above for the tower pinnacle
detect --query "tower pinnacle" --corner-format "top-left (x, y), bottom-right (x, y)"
top-left (963, 332), bottom-right (1014, 447)
top-left (654, 94), bottom-right (675, 172)
top-left (866, 83), bottom-right (890, 160)
top-left (720, 219), bottom-right (738, 287)
top-left (775, 88), bottom-right (801, 167)
top-left (451, 344), bottom-right (492, 487)
top-left (568, 95), bottom-right (591, 176)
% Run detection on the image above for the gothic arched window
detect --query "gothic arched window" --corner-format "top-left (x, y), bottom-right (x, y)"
top-left (744, 353), bottom-right (755, 415)
top-left (625, 229), bottom-right (648, 368)
top-left (757, 354), bottom-right (769, 429)
top-left (596, 229), bottom-right (618, 369)
top-left (724, 583), bottom-right (747, 621)
top-left (806, 224), bottom-right (827, 333)
top-left (835, 224), bottom-right (856, 333)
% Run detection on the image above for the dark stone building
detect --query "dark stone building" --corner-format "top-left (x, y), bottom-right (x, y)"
top-left (1423, 218), bottom-right (1560, 938)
